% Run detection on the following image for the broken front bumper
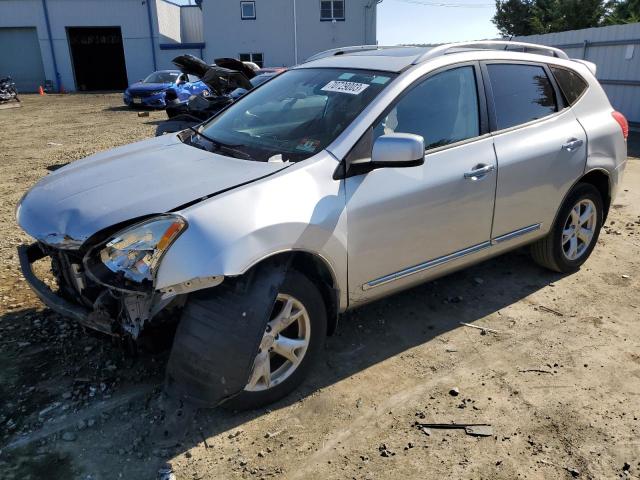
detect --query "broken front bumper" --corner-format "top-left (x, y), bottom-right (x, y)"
top-left (17, 244), bottom-right (116, 335)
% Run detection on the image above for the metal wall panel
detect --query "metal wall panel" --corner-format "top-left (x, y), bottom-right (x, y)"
top-left (157, 0), bottom-right (182, 43)
top-left (517, 23), bottom-right (640, 124)
top-left (181, 5), bottom-right (203, 44)
top-left (0, 27), bottom-right (46, 91)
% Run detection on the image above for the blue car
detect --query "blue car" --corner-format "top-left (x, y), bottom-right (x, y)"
top-left (123, 70), bottom-right (210, 108)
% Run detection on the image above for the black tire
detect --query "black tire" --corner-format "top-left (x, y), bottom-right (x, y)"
top-left (531, 183), bottom-right (603, 273)
top-left (223, 270), bottom-right (327, 410)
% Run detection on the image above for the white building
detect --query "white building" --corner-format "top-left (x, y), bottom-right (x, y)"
top-left (201, 0), bottom-right (379, 67)
top-left (0, 0), bottom-right (378, 92)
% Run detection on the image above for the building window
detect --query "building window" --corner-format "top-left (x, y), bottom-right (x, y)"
top-left (240, 53), bottom-right (264, 68)
top-left (320, 0), bottom-right (345, 21)
top-left (240, 1), bottom-right (256, 19)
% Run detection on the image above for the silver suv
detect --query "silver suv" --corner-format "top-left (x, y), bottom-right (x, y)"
top-left (17, 41), bottom-right (628, 409)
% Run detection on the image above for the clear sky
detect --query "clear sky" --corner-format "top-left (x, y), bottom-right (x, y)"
top-left (377, 0), bottom-right (499, 45)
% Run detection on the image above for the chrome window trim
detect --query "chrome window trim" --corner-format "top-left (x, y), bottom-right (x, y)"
top-left (481, 60), bottom-right (564, 135)
top-left (548, 65), bottom-right (590, 107)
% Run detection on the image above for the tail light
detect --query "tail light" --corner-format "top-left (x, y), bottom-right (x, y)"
top-left (612, 111), bottom-right (629, 140)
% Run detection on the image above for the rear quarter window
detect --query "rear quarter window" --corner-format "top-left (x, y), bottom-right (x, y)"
top-left (550, 66), bottom-right (588, 105)
top-left (487, 63), bottom-right (558, 130)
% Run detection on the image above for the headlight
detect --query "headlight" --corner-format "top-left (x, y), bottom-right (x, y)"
top-left (85, 215), bottom-right (186, 289)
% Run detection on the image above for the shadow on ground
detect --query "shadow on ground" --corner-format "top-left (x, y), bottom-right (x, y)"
top-left (1, 248), bottom-right (565, 479)
top-left (102, 105), bottom-right (161, 113)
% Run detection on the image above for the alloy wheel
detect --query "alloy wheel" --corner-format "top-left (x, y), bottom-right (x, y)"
top-left (562, 199), bottom-right (597, 261)
top-left (245, 293), bottom-right (311, 392)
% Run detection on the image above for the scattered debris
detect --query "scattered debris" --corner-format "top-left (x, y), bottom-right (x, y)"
top-left (378, 443), bottom-right (395, 457)
top-left (157, 463), bottom-right (176, 480)
top-left (449, 387), bottom-right (460, 396)
top-left (519, 368), bottom-right (554, 374)
top-left (415, 423), bottom-right (493, 437)
top-left (264, 429), bottom-right (284, 439)
top-left (538, 459), bottom-right (580, 477)
top-left (622, 274), bottom-right (630, 279)
top-left (46, 142), bottom-right (63, 146)
top-left (459, 322), bottom-right (500, 335)
top-left (472, 277), bottom-right (484, 285)
top-left (138, 111), bottom-right (150, 117)
top-left (538, 305), bottom-right (564, 317)
top-left (228, 429), bottom-right (244, 439)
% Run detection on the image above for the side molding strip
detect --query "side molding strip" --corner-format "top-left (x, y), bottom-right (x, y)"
top-left (363, 241), bottom-right (492, 290)
top-left (362, 223), bottom-right (542, 291)
top-left (492, 223), bottom-right (541, 244)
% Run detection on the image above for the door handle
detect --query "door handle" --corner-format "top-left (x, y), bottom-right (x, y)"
top-left (464, 164), bottom-right (495, 180)
top-left (562, 138), bottom-right (584, 152)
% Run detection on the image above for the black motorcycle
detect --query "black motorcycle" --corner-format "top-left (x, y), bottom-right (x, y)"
top-left (0, 76), bottom-right (19, 103)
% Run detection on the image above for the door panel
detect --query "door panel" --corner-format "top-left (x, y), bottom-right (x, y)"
top-left (346, 137), bottom-right (497, 304)
top-left (346, 64), bottom-right (497, 305)
top-left (484, 62), bottom-right (588, 238)
top-left (491, 110), bottom-right (587, 238)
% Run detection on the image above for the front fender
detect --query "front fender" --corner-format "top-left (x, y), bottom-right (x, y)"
top-left (156, 153), bottom-right (348, 309)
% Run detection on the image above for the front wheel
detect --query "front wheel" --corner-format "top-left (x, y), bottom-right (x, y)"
top-left (531, 183), bottom-right (603, 273)
top-left (224, 270), bottom-right (327, 410)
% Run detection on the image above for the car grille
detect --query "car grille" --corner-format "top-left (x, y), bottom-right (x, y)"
top-left (130, 90), bottom-right (163, 98)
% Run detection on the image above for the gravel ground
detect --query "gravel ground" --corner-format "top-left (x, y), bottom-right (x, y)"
top-left (1, 94), bottom-right (639, 480)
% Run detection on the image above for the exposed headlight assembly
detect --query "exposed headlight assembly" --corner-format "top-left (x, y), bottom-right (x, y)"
top-left (84, 215), bottom-right (187, 291)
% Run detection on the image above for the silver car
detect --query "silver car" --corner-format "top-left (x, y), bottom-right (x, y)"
top-left (16, 41), bottom-right (628, 409)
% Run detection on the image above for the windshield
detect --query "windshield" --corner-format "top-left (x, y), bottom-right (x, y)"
top-left (198, 68), bottom-right (396, 162)
top-left (143, 72), bottom-right (179, 83)
top-left (250, 73), bottom-right (274, 87)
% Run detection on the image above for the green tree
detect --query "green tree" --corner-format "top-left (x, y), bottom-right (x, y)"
top-left (493, 0), bottom-right (610, 36)
top-left (493, 0), bottom-right (536, 36)
top-left (605, 0), bottom-right (640, 23)
top-left (559, 0), bottom-right (607, 30)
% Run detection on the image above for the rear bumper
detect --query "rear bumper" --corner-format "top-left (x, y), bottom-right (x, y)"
top-left (18, 244), bottom-right (115, 335)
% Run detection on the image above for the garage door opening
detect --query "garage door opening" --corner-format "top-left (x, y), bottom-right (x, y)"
top-left (67, 27), bottom-right (128, 91)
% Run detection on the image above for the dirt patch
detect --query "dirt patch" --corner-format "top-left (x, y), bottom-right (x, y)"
top-left (1, 94), bottom-right (640, 479)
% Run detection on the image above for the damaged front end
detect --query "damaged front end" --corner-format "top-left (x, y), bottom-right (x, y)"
top-left (18, 215), bottom-right (221, 340)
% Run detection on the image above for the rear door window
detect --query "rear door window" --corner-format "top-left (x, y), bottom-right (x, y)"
top-left (487, 64), bottom-right (558, 130)
top-left (373, 66), bottom-right (480, 150)
top-left (550, 66), bottom-right (588, 105)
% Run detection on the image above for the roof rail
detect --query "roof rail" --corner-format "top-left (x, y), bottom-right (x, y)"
top-left (304, 45), bottom-right (409, 63)
top-left (412, 40), bottom-right (570, 64)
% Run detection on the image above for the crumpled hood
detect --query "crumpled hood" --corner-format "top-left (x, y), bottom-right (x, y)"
top-left (17, 135), bottom-right (288, 247)
top-left (127, 82), bottom-right (171, 93)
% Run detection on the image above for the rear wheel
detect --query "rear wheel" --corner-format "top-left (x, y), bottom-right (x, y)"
top-left (531, 183), bottom-right (603, 273)
top-left (224, 270), bottom-right (327, 410)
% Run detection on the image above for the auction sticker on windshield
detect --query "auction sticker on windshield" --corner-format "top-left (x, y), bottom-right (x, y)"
top-left (321, 80), bottom-right (369, 95)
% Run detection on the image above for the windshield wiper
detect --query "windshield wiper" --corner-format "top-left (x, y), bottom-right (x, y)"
top-left (188, 126), bottom-right (251, 160)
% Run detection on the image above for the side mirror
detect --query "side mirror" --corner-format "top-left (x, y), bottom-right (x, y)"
top-left (370, 133), bottom-right (425, 168)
